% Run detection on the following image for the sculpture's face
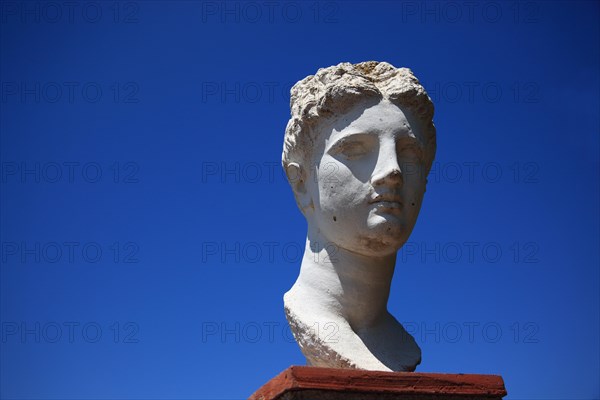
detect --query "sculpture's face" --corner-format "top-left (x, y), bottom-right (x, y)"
top-left (306, 98), bottom-right (428, 257)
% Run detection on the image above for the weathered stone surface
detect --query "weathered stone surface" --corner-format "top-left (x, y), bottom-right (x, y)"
top-left (281, 62), bottom-right (436, 371)
top-left (249, 366), bottom-right (507, 400)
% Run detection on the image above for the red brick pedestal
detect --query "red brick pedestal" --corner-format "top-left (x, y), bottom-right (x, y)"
top-left (249, 366), bottom-right (507, 400)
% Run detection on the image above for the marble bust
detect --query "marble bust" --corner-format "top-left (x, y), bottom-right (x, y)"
top-left (281, 61), bottom-right (436, 372)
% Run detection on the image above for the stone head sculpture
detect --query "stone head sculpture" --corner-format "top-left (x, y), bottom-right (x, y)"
top-left (282, 61), bottom-right (436, 372)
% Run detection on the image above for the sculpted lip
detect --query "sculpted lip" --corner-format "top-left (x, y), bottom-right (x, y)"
top-left (369, 193), bottom-right (403, 209)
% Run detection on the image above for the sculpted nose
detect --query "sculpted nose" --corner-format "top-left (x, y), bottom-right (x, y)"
top-left (371, 147), bottom-right (403, 187)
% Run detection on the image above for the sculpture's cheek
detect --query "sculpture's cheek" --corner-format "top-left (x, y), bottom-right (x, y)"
top-left (317, 163), bottom-right (369, 211)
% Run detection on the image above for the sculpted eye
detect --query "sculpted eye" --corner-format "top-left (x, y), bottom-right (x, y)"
top-left (338, 141), bottom-right (368, 159)
top-left (329, 134), bottom-right (376, 160)
top-left (397, 142), bottom-right (424, 162)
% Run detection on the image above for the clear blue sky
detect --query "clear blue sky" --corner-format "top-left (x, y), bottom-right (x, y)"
top-left (1, 1), bottom-right (598, 399)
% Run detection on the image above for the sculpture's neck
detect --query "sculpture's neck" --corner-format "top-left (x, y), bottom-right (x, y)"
top-left (294, 230), bottom-right (396, 331)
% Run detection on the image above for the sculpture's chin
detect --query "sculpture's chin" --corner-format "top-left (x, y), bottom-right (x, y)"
top-left (325, 228), bottom-right (407, 258)
top-left (351, 238), bottom-right (403, 258)
top-left (325, 236), bottom-right (397, 259)
top-left (349, 220), bottom-right (409, 256)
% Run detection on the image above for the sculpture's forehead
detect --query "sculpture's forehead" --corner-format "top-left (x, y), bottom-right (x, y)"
top-left (315, 99), bottom-right (418, 150)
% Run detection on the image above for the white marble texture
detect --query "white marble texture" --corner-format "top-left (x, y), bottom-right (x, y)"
top-left (282, 61), bottom-right (436, 372)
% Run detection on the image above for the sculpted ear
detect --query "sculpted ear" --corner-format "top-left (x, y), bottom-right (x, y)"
top-left (285, 162), bottom-right (314, 215)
